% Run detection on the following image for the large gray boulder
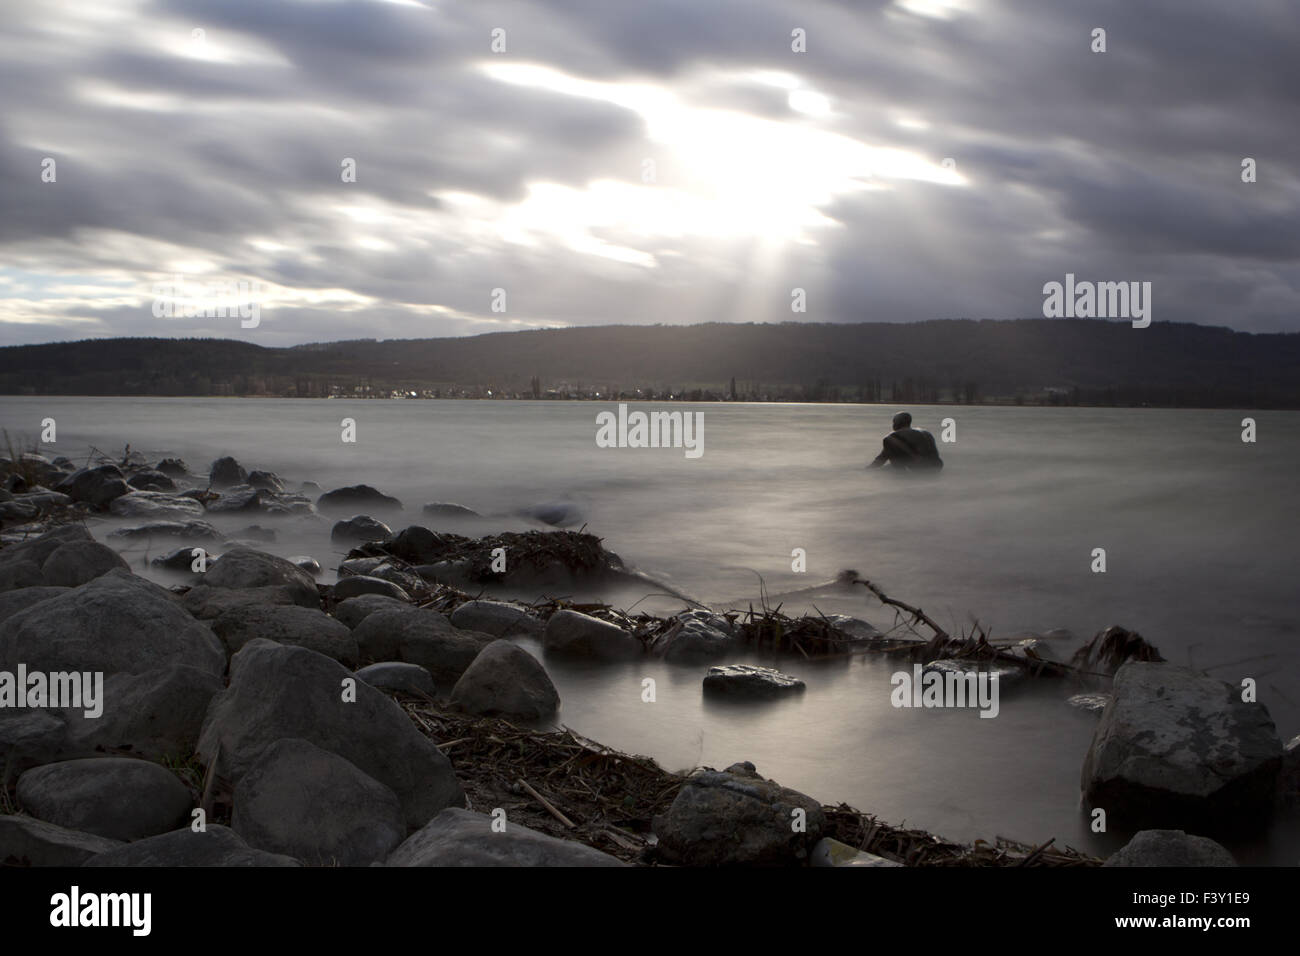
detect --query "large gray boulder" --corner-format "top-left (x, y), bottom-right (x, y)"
top-left (61, 664), bottom-right (223, 762)
top-left (197, 640), bottom-right (464, 829)
top-left (201, 548), bottom-right (319, 608)
top-left (0, 570), bottom-right (225, 678)
top-left (0, 815), bottom-right (124, 867)
top-left (16, 757), bottom-right (193, 841)
top-left (233, 738), bottom-right (406, 866)
top-left (210, 604), bottom-right (359, 665)
top-left (355, 662), bottom-right (436, 697)
top-left (1081, 662), bottom-right (1283, 831)
top-left (39, 540), bottom-right (129, 588)
top-left (450, 641), bottom-right (560, 720)
top-left (53, 465), bottom-right (129, 509)
top-left (334, 594), bottom-right (409, 629)
top-left (543, 610), bottom-right (641, 661)
top-left (84, 824), bottom-right (300, 867)
top-left (653, 761), bottom-right (826, 866)
top-left (386, 808), bottom-right (625, 867)
top-left (1103, 829), bottom-right (1237, 867)
top-left (0, 586), bottom-right (69, 624)
top-left (352, 607), bottom-right (489, 686)
top-left (449, 600), bottom-right (543, 638)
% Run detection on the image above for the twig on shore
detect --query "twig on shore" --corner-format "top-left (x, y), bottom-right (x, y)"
top-left (518, 778), bottom-right (576, 829)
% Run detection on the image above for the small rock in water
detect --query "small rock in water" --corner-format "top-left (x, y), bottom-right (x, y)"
top-left (246, 470), bottom-right (284, 492)
top-left (209, 456), bottom-right (247, 489)
top-left (127, 470), bottom-right (177, 492)
top-left (923, 658), bottom-right (1023, 688)
top-left (422, 502), bottom-right (480, 519)
top-left (155, 458), bottom-right (189, 477)
top-left (331, 515), bottom-right (393, 544)
top-left (703, 664), bottom-right (805, 698)
top-left (317, 485), bottom-right (403, 515)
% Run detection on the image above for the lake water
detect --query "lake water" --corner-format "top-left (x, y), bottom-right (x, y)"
top-left (3, 397), bottom-right (1297, 863)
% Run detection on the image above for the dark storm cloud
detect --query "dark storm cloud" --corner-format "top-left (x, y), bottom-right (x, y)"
top-left (0, 0), bottom-right (1296, 345)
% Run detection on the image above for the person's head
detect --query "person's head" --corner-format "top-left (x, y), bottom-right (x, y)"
top-left (892, 411), bottom-right (912, 431)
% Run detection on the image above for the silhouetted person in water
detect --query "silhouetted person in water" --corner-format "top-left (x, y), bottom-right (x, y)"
top-left (868, 412), bottom-right (943, 471)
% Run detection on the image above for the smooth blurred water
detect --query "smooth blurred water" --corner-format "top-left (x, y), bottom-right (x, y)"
top-left (3, 397), bottom-right (1297, 862)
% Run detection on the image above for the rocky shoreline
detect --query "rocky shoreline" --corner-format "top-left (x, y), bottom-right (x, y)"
top-left (1, 447), bottom-right (1297, 866)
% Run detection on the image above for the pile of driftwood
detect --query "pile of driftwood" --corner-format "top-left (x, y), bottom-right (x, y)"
top-left (399, 700), bottom-right (1101, 867)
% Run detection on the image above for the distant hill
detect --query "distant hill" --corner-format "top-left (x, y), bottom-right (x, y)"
top-left (1, 319), bottom-right (1297, 407)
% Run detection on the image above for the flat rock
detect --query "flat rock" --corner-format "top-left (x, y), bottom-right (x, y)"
top-left (317, 485), bottom-right (403, 515)
top-left (83, 824), bottom-right (300, 867)
top-left (211, 603), bottom-right (359, 665)
top-left (653, 761), bottom-right (826, 866)
top-left (422, 502), bottom-right (480, 519)
top-left (233, 738), bottom-right (406, 866)
top-left (355, 662), bottom-right (436, 697)
top-left (16, 757), bottom-right (192, 841)
top-left (109, 519), bottom-right (222, 542)
top-left (109, 491), bottom-right (204, 520)
top-left (449, 599), bottom-right (542, 638)
top-left (386, 808), bottom-right (625, 867)
top-left (334, 574), bottom-right (410, 602)
top-left (1103, 829), bottom-right (1237, 867)
top-left (0, 815), bottom-right (125, 867)
top-left (1081, 662), bottom-right (1283, 832)
top-left (198, 640), bottom-right (464, 829)
top-left (450, 640), bottom-right (560, 720)
top-left (543, 609), bottom-right (641, 661)
top-left (703, 664), bottom-right (806, 699)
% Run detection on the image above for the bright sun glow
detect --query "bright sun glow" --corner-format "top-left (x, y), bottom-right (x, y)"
top-left (478, 61), bottom-right (961, 262)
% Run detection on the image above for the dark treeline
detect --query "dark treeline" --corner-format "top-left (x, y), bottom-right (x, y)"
top-left (1, 319), bottom-right (1298, 408)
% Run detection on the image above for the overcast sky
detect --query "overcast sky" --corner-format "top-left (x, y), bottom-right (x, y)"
top-left (1, 0), bottom-right (1296, 347)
